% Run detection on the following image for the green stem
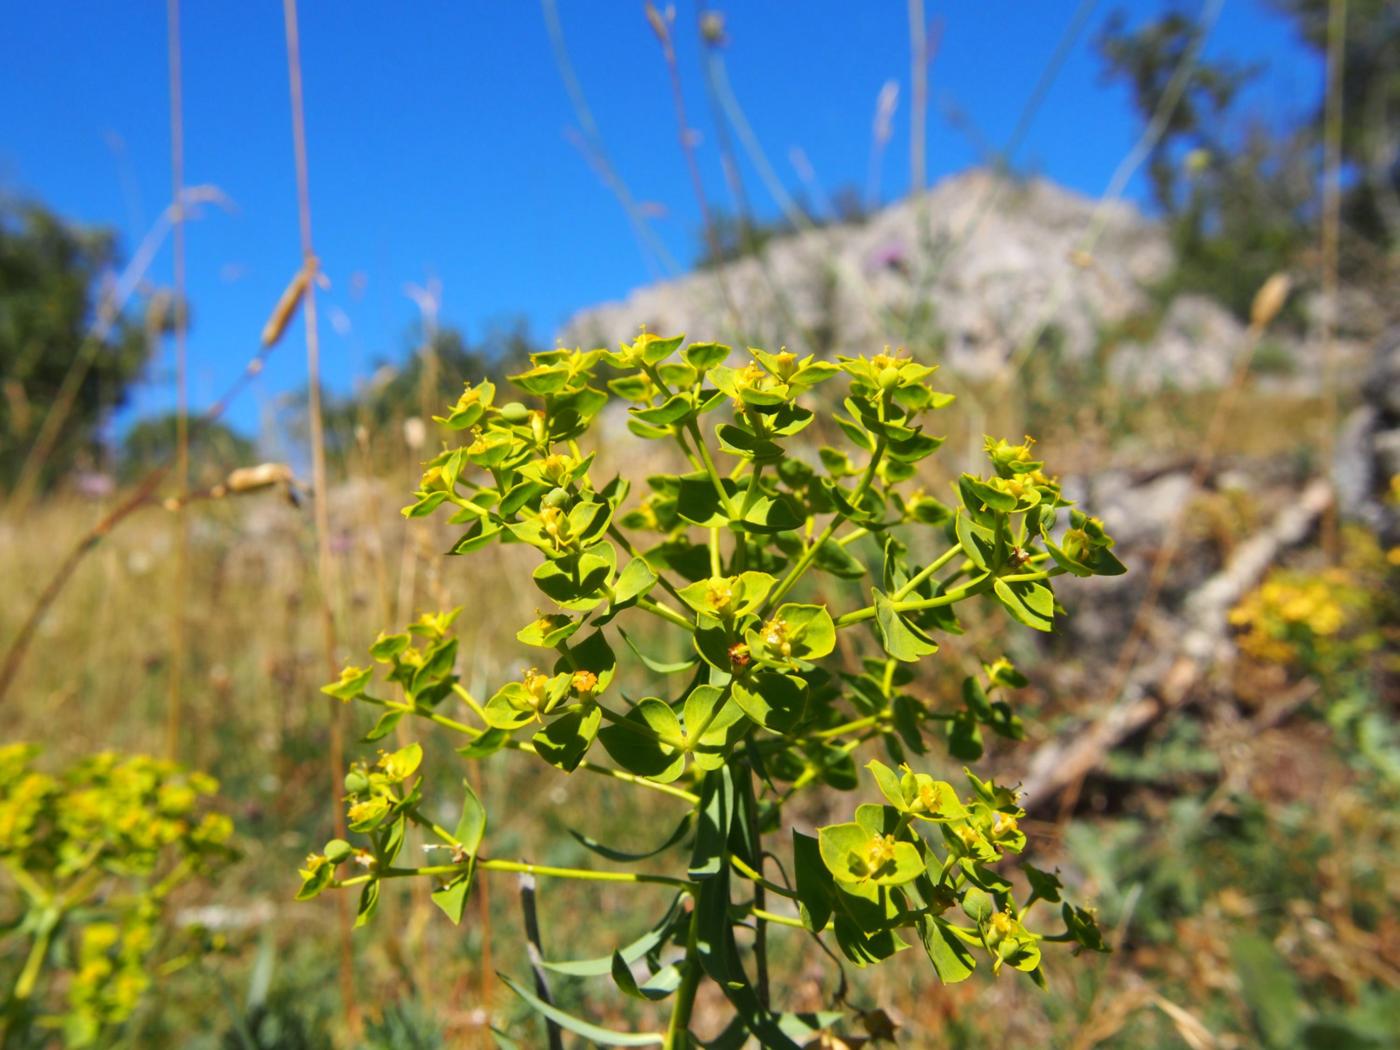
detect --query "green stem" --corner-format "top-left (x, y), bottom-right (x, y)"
top-left (334, 857), bottom-right (687, 889)
top-left (510, 740), bottom-right (700, 804)
top-left (12, 908), bottom-right (59, 1004)
top-left (664, 902), bottom-right (702, 1050)
top-left (739, 463), bottom-right (765, 516)
top-left (750, 906), bottom-right (809, 930)
top-left (636, 597), bottom-right (695, 632)
top-left (891, 543), bottom-right (962, 601)
top-left (688, 418), bottom-right (737, 519)
top-left (836, 573), bottom-right (990, 628)
top-left (730, 854), bottom-right (796, 900)
top-left (837, 566), bottom-right (1065, 627)
top-left (737, 759), bottom-right (770, 1009)
top-left (368, 691), bottom-right (483, 738)
top-left (767, 436), bottom-right (887, 610)
top-left (432, 685), bottom-right (698, 804)
top-left (836, 526), bottom-right (869, 548)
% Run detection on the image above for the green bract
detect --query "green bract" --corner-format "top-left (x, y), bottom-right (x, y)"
top-left (308, 337), bottom-right (1119, 1047)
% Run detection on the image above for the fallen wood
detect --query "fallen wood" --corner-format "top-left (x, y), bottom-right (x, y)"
top-left (1017, 477), bottom-right (1334, 813)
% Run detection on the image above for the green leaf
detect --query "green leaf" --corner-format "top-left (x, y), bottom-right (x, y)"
top-left (675, 472), bottom-right (738, 528)
top-left (449, 520), bottom-right (503, 555)
top-left (532, 706), bottom-right (602, 772)
top-left (791, 830), bottom-right (835, 933)
top-left (676, 571), bottom-right (775, 619)
top-left (630, 393), bottom-right (692, 427)
top-left (402, 490), bottom-right (449, 519)
top-left (769, 603), bottom-right (837, 661)
top-left (612, 558), bottom-right (658, 606)
top-left (448, 779), bottom-right (486, 855)
top-left (918, 915), bottom-right (976, 983)
top-left (497, 972), bottom-right (663, 1046)
top-left (597, 699), bottom-right (685, 781)
top-left (688, 768), bottom-right (734, 880)
top-left (962, 675), bottom-right (993, 719)
top-left (1062, 902), bottom-right (1110, 953)
top-left (363, 709), bottom-right (404, 742)
top-left (543, 893), bottom-right (686, 976)
top-left (962, 887), bottom-right (995, 922)
top-left (1024, 864), bottom-right (1063, 905)
top-left (569, 813), bottom-right (692, 863)
top-left (610, 953), bottom-right (682, 1001)
top-left (946, 712), bottom-right (984, 760)
top-left (483, 683), bottom-right (542, 730)
top-left (369, 632), bottom-right (410, 661)
top-left (732, 672), bottom-right (807, 732)
top-left (817, 822), bottom-right (924, 887)
top-left (955, 510), bottom-right (994, 571)
top-left (812, 538), bottom-right (865, 579)
top-left (516, 613), bottom-right (581, 649)
top-left (683, 341), bottom-right (730, 369)
top-left (455, 727), bottom-right (510, 758)
top-left (618, 628), bottom-right (698, 675)
top-left (866, 759), bottom-right (906, 809)
top-left (322, 665), bottom-right (372, 701)
top-left (295, 862), bottom-right (333, 901)
top-left (716, 422), bottom-right (782, 463)
top-left (532, 550), bottom-right (613, 609)
top-left (960, 473), bottom-right (1016, 513)
top-left (682, 684), bottom-right (747, 768)
top-left (993, 577), bottom-right (1054, 632)
top-left (735, 492), bottom-right (805, 534)
top-left (431, 871), bottom-right (473, 924)
top-left (355, 879), bottom-right (380, 927)
top-left (873, 589), bottom-right (939, 662)
top-left (559, 630), bottom-right (617, 692)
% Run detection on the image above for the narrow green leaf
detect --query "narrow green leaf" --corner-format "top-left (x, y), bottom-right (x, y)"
top-left (497, 972), bottom-right (663, 1046)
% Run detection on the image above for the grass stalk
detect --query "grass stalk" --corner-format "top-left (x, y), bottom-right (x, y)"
top-left (164, 0), bottom-right (190, 763)
top-left (278, 0), bottom-right (357, 1031)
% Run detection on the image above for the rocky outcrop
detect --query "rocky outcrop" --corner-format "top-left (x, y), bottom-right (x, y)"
top-left (561, 170), bottom-right (1175, 379)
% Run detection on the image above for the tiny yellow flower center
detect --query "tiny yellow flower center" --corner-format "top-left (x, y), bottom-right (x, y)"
top-left (864, 834), bottom-right (898, 872)
top-left (761, 617), bottom-right (792, 658)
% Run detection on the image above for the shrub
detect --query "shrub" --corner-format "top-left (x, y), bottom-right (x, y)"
top-left (0, 745), bottom-right (233, 1046)
top-left (302, 336), bottom-right (1124, 1046)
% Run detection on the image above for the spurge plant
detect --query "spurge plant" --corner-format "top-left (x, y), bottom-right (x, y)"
top-left (300, 335), bottom-right (1123, 1047)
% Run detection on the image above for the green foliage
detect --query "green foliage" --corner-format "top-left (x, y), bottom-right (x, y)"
top-left (303, 336), bottom-right (1123, 1046)
top-left (0, 199), bottom-right (156, 491)
top-left (1099, 2), bottom-right (1398, 320)
top-left (0, 744), bottom-right (234, 1046)
top-left (118, 413), bottom-right (256, 485)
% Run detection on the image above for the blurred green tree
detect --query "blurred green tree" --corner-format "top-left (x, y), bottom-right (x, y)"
top-left (312, 320), bottom-right (537, 468)
top-left (1099, 1), bottom-right (1397, 321)
top-left (0, 199), bottom-right (155, 492)
top-left (118, 413), bottom-right (255, 486)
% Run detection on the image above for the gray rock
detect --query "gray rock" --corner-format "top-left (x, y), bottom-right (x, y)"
top-left (561, 170), bottom-right (1171, 378)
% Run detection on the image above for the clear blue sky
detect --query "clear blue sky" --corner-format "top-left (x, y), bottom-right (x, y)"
top-left (0, 1), bottom-right (1320, 439)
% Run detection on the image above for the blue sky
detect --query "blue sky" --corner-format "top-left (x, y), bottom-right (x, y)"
top-left (0, 2), bottom-right (1321, 439)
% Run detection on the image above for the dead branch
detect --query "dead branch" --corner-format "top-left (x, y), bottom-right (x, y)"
top-left (1018, 477), bottom-right (1333, 813)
